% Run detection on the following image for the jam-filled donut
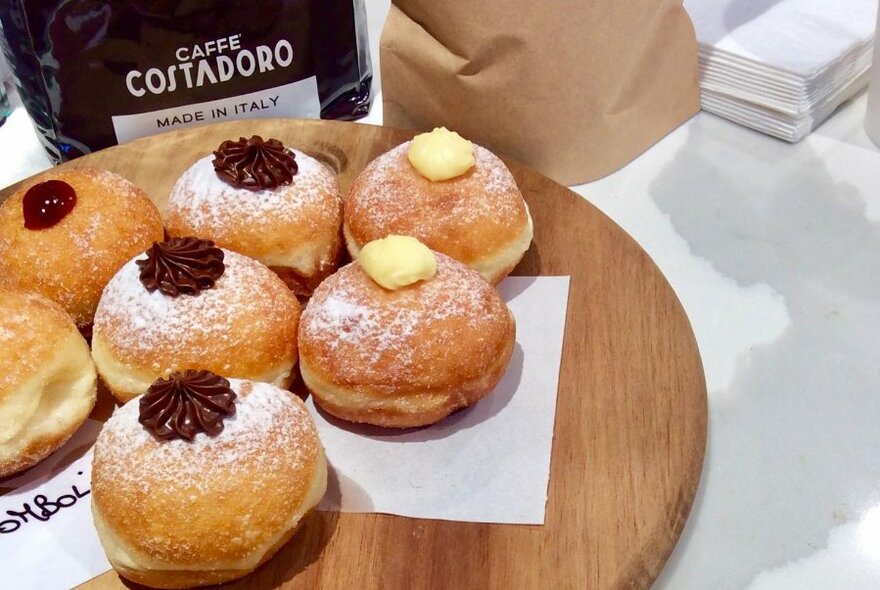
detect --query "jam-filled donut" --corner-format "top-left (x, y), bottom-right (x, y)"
top-left (343, 128), bottom-right (533, 285)
top-left (0, 289), bottom-right (97, 477)
top-left (91, 237), bottom-right (301, 403)
top-left (299, 235), bottom-right (516, 428)
top-left (0, 168), bottom-right (164, 331)
top-left (164, 136), bottom-right (343, 296)
top-left (91, 371), bottom-right (327, 589)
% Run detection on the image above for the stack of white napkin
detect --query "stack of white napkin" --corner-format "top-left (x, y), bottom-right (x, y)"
top-left (685, 0), bottom-right (877, 141)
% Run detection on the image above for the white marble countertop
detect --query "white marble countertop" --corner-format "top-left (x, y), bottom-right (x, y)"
top-left (576, 91), bottom-right (880, 590)
top-left (2, 2), bottom-right (879, 587)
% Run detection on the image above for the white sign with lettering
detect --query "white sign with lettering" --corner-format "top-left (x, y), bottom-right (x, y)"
top-left (111, 77), bottom-right (320, 144)
top-left (0, 420), bottom-right (107, 590)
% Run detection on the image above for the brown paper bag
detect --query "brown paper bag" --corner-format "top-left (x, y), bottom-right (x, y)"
top-left (380, 1), bottom-right (700, 185)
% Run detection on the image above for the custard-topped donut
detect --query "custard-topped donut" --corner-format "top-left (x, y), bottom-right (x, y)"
top-left (298, 245), bottom-right (516, 428)
top-left (92, 373), bottom-right (327, 589)
top-left (92, 237), bottom-right (301, 402)
top-left (0, 167), bottom-right (164, 329)
top-left (0, 289), bottom-right (96, 477)
top-left (343, 129), bottom-right (533, 285)
top-left (164, 136), bottom-right (343, 296)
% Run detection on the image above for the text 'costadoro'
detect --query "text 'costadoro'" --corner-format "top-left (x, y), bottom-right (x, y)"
top-left (125, 34), bottom-right (294, 97)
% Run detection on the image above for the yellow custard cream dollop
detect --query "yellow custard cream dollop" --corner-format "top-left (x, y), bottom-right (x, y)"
top-left (358, 235), bottom-right (437, 290)
top-left (407, 127), bottom-right (475, 181)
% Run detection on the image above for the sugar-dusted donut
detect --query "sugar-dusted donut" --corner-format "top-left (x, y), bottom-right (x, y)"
top-left (91, 372), bottom-right (326, 588)
top-left (343, 129), bottom-right (532, 284)
top-left (92, 237), bottom-right (300, 402)
top-left (165, 136), bottom-right (343, 296)
top-left (299, 246), bottom-right (515, 428)
top-left (0, 167), bottom-right (164, 330)
top-left (0, 289), bottom-right (96, 477)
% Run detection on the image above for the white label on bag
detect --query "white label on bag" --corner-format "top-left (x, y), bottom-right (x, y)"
top-left (111, 77), bottom-right (320, 144)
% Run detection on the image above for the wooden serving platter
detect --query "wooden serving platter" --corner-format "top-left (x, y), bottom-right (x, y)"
top-left (0, 119), bottom-right (707, 590)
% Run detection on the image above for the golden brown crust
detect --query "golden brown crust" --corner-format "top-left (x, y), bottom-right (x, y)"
top-left (0, 427), bottom-right (78, 479)
top-left (0, 168), bottom-right (164, 327)
top-left (343, 143), bottom-right (532, 284)
top-left (104, 517), bottom-right (307, 589)
top-left (300, 348), bottom-right (513, 429)
top-left (164, 152), bottom-right (343, 295)
top-left (92, 249), bottom-right (301, 402)
top-left (298, 254), bottom-right (516, 428)
top-left (91, 380), bottom-right (327, 588)
top-left (0, 289), bottom-right (97, 477)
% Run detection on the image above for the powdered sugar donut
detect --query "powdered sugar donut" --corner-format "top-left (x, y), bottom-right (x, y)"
top-left (164, 136), bottom-right (342, 296)
top-left (343, 138), bottom-right (533, 285)
top-left (91, 237), bottom-right (300, 403)
top-left (298, 252), bottom-right (516, 428)
top-left (0, 167), bottom-right (164, 331)
top-left (0, 289), bottom-right (96, 477)
top-left (91, 373), bottom-right (326, 589)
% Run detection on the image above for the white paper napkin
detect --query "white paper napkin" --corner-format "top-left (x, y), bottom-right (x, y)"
top-left (688, 0), bottom-right (875, 75)
top-left (314, 276), bottom-right (571, 524)
top-left (0, 420), bottom-right (108, 590)
top-left (685, 0), bottom-right (877, 141)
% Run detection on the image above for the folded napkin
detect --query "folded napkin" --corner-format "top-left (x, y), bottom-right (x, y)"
top-left (685, 0), bottom-right (877, 141)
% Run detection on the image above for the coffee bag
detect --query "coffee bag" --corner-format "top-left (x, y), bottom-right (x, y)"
top-left (0, 0), bottom-right (372, 163)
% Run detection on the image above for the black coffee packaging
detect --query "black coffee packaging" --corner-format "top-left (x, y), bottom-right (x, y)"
top-left (0, 0), bottom-right (372, 163)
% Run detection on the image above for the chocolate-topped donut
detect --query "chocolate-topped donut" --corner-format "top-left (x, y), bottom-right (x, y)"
top-left (164, 136), bottom-right (343, 297)
top-left (91, 239), bottom-right (301, 403)
top-left (91, 376), bottom-right (327, 589)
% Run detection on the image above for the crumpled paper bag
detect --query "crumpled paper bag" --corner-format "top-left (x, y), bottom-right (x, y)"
top-left (380, 1), bottom-right (700, 185)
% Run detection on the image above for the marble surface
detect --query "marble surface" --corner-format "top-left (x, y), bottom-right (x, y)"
top-left (2, 1), bottom-right (880, 587)
top-left (574, 92), bottom-right (880, 590)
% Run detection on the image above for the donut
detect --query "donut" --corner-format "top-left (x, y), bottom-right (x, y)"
top-left (91, 372), bottom-right (327, 589)
top-left (91, 237), bottom-right (301, 403)
top-left (343, 129), bottom-right (533, 285)
top-left (0, 167), bottom-right (164, 331)
top-left (164, 136), bottom-right (343, 296)
top-left (298, 245), bottom-right (516, 428)
top-left (0, 289), bottom-right (97, 478)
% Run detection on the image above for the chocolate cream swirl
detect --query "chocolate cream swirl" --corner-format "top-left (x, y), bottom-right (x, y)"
top-left (136, 236), bottom-right (225, 297)
top-left (212, 135), bottom-right (298, 190)
top-left (139, 370), bottom-right (237, 441)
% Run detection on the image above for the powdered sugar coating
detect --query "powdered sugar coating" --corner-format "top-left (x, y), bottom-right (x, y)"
top-left (4, 169), bottom-right (153, 283)
top-left (0, 168), bottom-right (164, 326)
top-left (93, 379), bottom-right (317, 496)
top-left (164, 149), bottom-right (342, 286)
top-left (0, 312), bottom-right (25, 344)
top-left (0, 291), bottom-right (77, 397)
top-left (299, 253), bottom-right (514, 388)
top-left (344, 142), bottom-right (529, 265)
top-left (93, 248), bottom-right (299, 373)
top-left (167, 151), bottom-right (332, 229)
top-left (91, 379), bottom-right (322, 565)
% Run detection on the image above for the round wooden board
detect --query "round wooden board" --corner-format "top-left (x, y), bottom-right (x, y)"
top-left (1, 119), bottom-right (707, 590)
